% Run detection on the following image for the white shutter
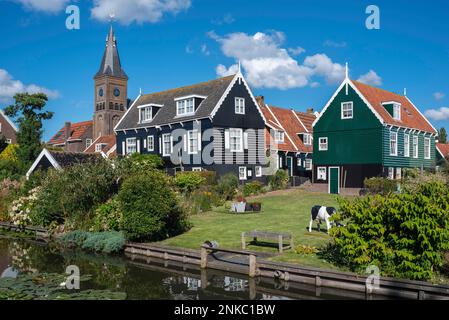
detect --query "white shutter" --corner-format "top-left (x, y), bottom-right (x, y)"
top-left (159, 137), bottom-right (162, 154)
top-left (198, 131), bottom-right (202, 151)
top-left (170, 136), bottom-right (173, 153)
top-left (136, 139), bottom-right (140, 153)
top-left (224, 130), bottom-right (230, 149)
top-left (122, 141), bottom-right (126, 155)
top-left (183, 134), bottom-right (187, 152)
top-left (243, 132), bottom-right (248, 149)
top-left (143, 138), bottom-right (147, 149)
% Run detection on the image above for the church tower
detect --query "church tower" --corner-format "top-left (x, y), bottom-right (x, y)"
top-left (93, 26), bottom-right (128, 139)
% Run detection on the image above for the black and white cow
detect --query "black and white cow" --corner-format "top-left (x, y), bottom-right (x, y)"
top-left (308, 205), bottom-right (337, 234)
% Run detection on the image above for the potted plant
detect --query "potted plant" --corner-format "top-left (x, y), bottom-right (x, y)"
top-left (231, 195), bottom-right (247, 213)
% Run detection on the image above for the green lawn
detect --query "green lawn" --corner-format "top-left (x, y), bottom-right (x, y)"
top-left (159, 188), bottom-right (351, 270)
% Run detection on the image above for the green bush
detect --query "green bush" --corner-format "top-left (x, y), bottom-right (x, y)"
top-left (330, 180), bottom-right (449, 280)
top-left (92, 197), bottom-right (122, 232)
top-left (116, 153), bottom-right (164, 178)
top-left (60, 231), bottom-right (126, 254)
top-left (118, 171), bottom-right (190, 241)
top-left (269, 169), bottom-right (289, 190)
top-left (31, 161), bottom-right (117, 228)
top-left (243, 181), bottom-right (264, 197)
top-left (174, 171), bottom-right (206, 194)
top-left (216, 173), bottom-right (239, 200)
top-left (363, 177), bottom-right (397, 195)
top-left (198, 171), bottom-right (217, 186)
top-left (0, 159), bottom-right (25, 181)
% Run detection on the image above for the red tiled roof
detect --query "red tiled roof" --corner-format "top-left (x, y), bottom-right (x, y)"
top-left (84, 134), bottom-right (116, 155)
top-left (48, 121), bottom-right (93, 145)
top-left (436, 143), bottom-right (449, 158)
top-left (352, 80), bottom-right (436, 133)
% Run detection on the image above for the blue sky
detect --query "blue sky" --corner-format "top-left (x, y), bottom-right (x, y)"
top-left (1, 0), bottom-right (448, 140)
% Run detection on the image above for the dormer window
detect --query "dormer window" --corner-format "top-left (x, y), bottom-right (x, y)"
top-left (382, 101), bottom-right (401, 121)
top-left (393, 103), bottom-right (401, 120)
top-left (275, 130), bottom-right (285, 143)
top-left (140, 106), bottom-right (152, 122)
top-left (302, 133), bottom-right (312, 146)
top-left (95, 143), bottom-right (107, 152)
top-left (175, 95), bottom-right (207, 117)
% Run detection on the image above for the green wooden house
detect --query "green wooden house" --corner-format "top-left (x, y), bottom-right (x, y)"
top-left (313, 71), bottom-right (437, 193)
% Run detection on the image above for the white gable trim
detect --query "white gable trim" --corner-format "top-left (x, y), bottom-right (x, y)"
top-left (266, 105), bottom-right (299, 151)
top-left (312, 79), bottom-right (384, 128)
top-left (114, 94), bottom-right (142, 132)
top-left (0, 109), bottom-right (18, 132)
top-left (210, 72), bottom-right (267, 123)
top-left (26, 148), bottom-right (61, 179)
top-left (83, 136), bottom-right (101, 153)
top-left (291, 109), bottom-right (309, 133)
top-left (404, 96), bottom-right (437, 134)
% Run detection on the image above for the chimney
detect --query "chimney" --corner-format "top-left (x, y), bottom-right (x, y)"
top-left (255, 95), bottom-right (265, 106)
top-left (306, 108), bottom-right (314, 114)
top-left (64, 122), bottom-right (71, 142)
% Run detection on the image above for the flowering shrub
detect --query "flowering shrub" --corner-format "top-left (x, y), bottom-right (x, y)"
top-left (0, 179), bottom-right (21, 221)
top-left (9, 187), bottom-right (40, 228)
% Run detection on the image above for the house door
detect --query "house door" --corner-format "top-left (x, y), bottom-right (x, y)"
top-left (286, 157), bottom-right (293, 176)
top-left (329, 167), bottom-right (340, 194)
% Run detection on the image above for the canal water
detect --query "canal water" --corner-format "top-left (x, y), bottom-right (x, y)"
top-left (0, 236), bottom-right (356, 300)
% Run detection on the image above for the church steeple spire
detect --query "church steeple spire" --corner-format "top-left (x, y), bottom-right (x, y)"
top-left (95, 25), bottom-right (127, 79)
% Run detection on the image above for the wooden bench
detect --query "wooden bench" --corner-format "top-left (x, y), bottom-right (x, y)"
top-left (241, 230), bottom-right (294, 253)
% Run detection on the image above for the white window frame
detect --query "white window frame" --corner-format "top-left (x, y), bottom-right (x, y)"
top-left (95, 144), bottom-right (104, 152)
top-left (304, 159), bottom-right (312, 171)
top-left (274, 130), bottom-right (285, 143)
top-left (126, 137), bottom-right (137, 155)
top-left (192, 167), bottom-right (202, 172)
top-left (139, 106), bottom-right (152, 123)
top-left (424, 137), bottom-right (431, 159)
top-left (393, 103), bottom-right (401, 120)
top-left (341, 102), bottom-right (353, 119)
top-left (187, 130), bottom-right (199, 155)
top-left (303, 133), bottom-right (312, 146)
top-left (86, 138), bottom-right (93, 149)
top-left (319, 137), bottom-right (328, 151)
top-left (239, 167), bottom-right (247, 180)
top-left (255, 166), bottom-right (262, 177)
top-left (413, 135), bottom-right (419, 158)
top-left (317, 167), bottom-right (327, 180)
top-left (235, 97), bottom-right (245, 114)
top-left (390, 131), bottom-right (398, 156)
top-left (147, 135), bottom-right (154, 152)
top-left (162, 133), bottom-right (172, 157)
top-left (176, 98), bottom-right (195, 116)
top-left (404, 133), bottom-right (410, 157)
top-left (6, 139), bottom-right (12, 144)
top-left (229, 128), bottom-right (243, 153)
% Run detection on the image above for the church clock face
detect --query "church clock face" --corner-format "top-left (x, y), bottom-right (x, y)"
top-left (114, 88), bottom-right (120, 97)
top-left (98, 88), bottom-right (104, 97)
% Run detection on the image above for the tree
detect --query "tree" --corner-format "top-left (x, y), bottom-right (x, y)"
top-left (438, 127), bottom-right (447, 144)
top-left (4, 93), bottom-right (53, 165)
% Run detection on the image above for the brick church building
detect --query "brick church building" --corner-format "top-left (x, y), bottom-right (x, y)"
top-left (47, 26), bottom-right (129, 157)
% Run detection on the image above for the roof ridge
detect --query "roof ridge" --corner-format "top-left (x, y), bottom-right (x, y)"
top-left (352, 80), bottom-right (404, 98)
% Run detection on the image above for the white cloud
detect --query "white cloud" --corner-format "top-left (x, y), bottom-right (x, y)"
top-left (425, 107), bottom-right (449, 121)
top-left (216, 64), bottom-right (239, 77)
top-left (212, 13), bottom-right (235, 25)
top-left (91, 0), bottom-right (191, 25)
top-left (0, 69), bottom-right (59, 102)
top-left (434, 92), bottom-right (445, 100)
top-left (201, 44), bottom-right (210, 56)
top-left (288, 47), bottom-right (305, 56)
top-left (357, 70), bottom-right (383, 86)
top-left (323, 40), bottom-right (347, 48)
top-left (210, 31), bottom-right (349, 89)
top-left (14, 0), bottom-right (69, 13)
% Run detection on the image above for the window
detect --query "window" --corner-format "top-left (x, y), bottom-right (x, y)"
top-left (230, 128), bottom-right (243, 152)
top-left (126, 138), bottom-right (137, 155)
top-left (388, 167), bottom-right (394, 180)
top-left (390, 132), bottom-right (398, 156)
top-left (140, 106), bottom-right (152, 122)
top-left (413, 135), bottom-right (419, 158)
top-left (404, 133), bottom-right (410, 157)
top-left (303, 133), bottom-right (312, 146)
top-left (319, 137), bottom-right (328, 151)
top-left (274, 130), bottom-right (284, 143)
top-left (95, 144), bottom-right (104, 152)
top-left (341, 102), bottom-right (353, 119)
top-left (6, 139), bottom-right (12, 144)
top-left (235, 97), bottom-right (245, 114)
top-left (239, 167), bottom-right (247, 180)
top-left (192, 167), bottom-right (202, 172)
top-left (297, 158), bottom-right (302, 167)
top-left (393, 103), bottom-right (401, 120)
top-left (176, 98), bottom-right (195, 116)
top-left (255, 166), bottom-right (262, 177)
top-left (424, 137), bottom-right (431, 159)
top-left (86, 139), bottom-right (93, 149)
top-left (304, 159), bottom-right (312, 171)
top-left (162, 134), bottom-right (172, 156)
top-left (188, 130), bottom-right (199, 154)
top-left (317, 167), bottom-right (327, 180)
top-left (147, 135), bottom-right (154, 151)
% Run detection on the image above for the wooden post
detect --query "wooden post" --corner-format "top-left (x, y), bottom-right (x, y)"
top-left (290, 237), bottom-right (294, 250)
top-left (249, 254), bottom-right (257, 277)
top-left (201, 247), bottom-right (208, 269)
top-left (278, 235), bottom-right (283, 253)
top-left (201, 269), bottom-right (208, 289)
top-left (249, 278), bottom-right (256, 300)
top-left (241, 232), bottom-right (246, 250)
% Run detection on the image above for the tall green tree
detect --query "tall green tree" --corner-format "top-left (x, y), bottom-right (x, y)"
top-left (438, 127), bottom-right (447, 144)
top-left (4, 93), bottom-right (53, 165)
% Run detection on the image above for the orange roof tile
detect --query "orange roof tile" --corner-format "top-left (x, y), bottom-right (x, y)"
top-left (436, 143), bottom-right (449, 158)
top-left (84, 134), bottom-right (116, 155)
top-left (352, 80), bottom-right (436, 133)
top-left (48, 121), bottom-right (93, 145)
